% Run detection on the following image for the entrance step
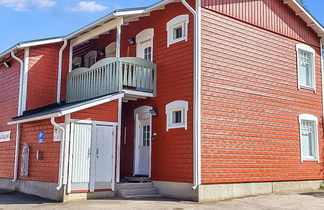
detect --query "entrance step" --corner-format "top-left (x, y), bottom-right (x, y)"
top-left (124, 176), bottom-right (151, 183)
top-left (116, 182), bottom-right (162, 199)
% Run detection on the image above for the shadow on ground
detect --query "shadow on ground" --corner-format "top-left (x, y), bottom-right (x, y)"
top-left (299, 192), bottom-right (324, 198)
top-left (0, 191), bottom-right (57, 205)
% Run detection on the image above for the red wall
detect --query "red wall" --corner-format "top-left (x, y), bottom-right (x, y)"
top-left (119, 1), bottom-right (195, 183)
top-left (18, 119), bottom-right (61, 183)
top-left (201, 3), bottom-right (323, 183)
top-left (202, 0), bottom-right (319, 47)
top-left (0, 54), bottom-right (22, 179)
top-left (27, 42), bottom-right (69, 111)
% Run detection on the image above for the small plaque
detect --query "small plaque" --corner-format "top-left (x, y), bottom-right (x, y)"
top-left (0, 131), bottom-right (10, 142)
top-left (38, 130), bottom-right (45, 144)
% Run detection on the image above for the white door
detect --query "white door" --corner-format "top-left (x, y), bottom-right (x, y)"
top-left (135, 119), bottom-right (151, 175)
top-left (71, 123), bottom-right (92, 191)
top-left (92, 125), bottom-right (115, 190)
top-left (138, 40), bottom-right (153, 62)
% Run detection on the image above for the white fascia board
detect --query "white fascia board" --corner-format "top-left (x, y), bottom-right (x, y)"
top-left (144, 0), bottom-right (175, 13)
top-left (17, 37), bottom-right (64, 48)
top-left (114, 9), bottom-right (145, 16)
top-left (7, 113), bottom-right (60, 125)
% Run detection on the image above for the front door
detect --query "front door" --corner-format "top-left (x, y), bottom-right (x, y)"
top-left (135, 119), bottom-right (150, 175)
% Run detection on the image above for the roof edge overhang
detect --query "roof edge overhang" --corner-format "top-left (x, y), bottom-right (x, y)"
top-left (284, 0), bottom-right (324, 38)
top-left (7, 93), bottom-right (124, 125)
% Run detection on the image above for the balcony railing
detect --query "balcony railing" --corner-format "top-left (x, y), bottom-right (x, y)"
top-left (67, 57), bottom-right (157, 103)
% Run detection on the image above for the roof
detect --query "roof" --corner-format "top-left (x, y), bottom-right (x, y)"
top-left (8, 92), bottom-right (124, 125)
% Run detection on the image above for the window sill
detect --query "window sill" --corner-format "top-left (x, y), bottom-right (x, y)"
top-left (168, 37), bottom-right (187, 47)
top-left (167, 124), bottom-right (186, 130)
top-left (301, 157), bottom-right (319, 162)
top-left (299, 85), bottom-right (315, 92)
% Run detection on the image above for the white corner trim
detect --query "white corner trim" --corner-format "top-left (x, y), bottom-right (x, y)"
top-left (296, 43), bottom-right (316, 92)
top-left (165, 100), bottom-right (189, 131)
top-left (166, 14), bottom-right (189, 47)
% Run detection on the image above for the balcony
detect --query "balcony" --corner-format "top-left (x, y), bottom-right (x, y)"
top-left (66, 57), bottom-right (157, 103)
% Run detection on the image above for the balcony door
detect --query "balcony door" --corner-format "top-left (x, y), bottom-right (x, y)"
top-left (136, 28), bottom-right (154, 62)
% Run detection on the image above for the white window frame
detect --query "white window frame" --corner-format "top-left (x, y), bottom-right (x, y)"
top-left (0, 131), bottom-right (11, 143)
top-left (72, 57), bottom-right (82, 69)
top-left (136, 28), bottom-right (154, 62)
top-left (84, 51), bottom-right (97, 68)
top-left (105, 42), bottom-right (116, 58)
top-left (166, 100), bottom-right (188, 131)
top-left (166, 14), bottom-right (189, 47)
top-left (298, 114), bottom-right (320, 162)
top-left (296, 44), bottom-right (316, 91)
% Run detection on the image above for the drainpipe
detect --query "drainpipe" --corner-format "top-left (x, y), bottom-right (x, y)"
top-left (180, 0), bottom-right (201, 190)
top-left (321, 39), bottom-right (324, 125)
top-left (51, 117), bottom-right (65, 190)
top-left (11, 50), bottom-right (24, 182)
top-left (57, 40), bottom-right (68, 104)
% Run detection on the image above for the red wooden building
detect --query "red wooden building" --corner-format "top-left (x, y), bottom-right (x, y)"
top-left (0, 0), bottom-right (323, 202)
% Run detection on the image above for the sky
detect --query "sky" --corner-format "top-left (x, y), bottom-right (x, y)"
top-left (0, 0), bottom-right (323, 52)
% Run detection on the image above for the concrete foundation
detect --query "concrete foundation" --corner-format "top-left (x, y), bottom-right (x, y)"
top-left (0, 178), bottom-right (64, 201)
top-left (64, 191), bottom-right (114, 202)
top-left (153, 181), bottom-right (198, 201)
top-left (198, 180), bottom-right (324, 202)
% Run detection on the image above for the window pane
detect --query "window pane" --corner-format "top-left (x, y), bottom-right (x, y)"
top-left (301, 120), bottom-right (315, 157)
top-left (299, 51), bottom-right (313, 87)
top-left (173, 26), bottom-right (183, 39)
top-left (172, 111), bottom-right (182, 124)
top-left (144, 47), bottom-right (152, 62)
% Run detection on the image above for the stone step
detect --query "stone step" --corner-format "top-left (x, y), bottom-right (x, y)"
top-left (117, 182), bottom-right (153, 190)
top-left (119, 188), bottom-right (158, 197)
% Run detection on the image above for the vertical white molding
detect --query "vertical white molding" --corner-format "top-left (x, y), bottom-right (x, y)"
top-left (116, 97), bottom-right (122, 183)
top-left (63, 114), bottom-right (71, 185)
top-left (67, 122), bottom-right (75, 193)
top-left (22, 47), bottom-right (29, 113)
top-left (116, 25), bottom-right (121, 58)
top-left (321, 39), bottom-right (324, 126)
top-left (68, 45), bottom-right (73, 73)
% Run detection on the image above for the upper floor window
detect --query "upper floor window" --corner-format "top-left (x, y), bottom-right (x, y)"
top-left (136, 28), bottom-right (154, 62)
top-left (72, 57), bottom-right (82, 70)
top-left (84, 51), bottom-right (97, 68)
top-left (296, 44), bottom-right (316, 91)
top-left (166, 100), bottom-right (188, 131)
top-left (166, 14), bottom-right (189, 47)
top-left (105, 42), bottom-right (116, 58)
top-left (299, 114), bottom-right (319, 162)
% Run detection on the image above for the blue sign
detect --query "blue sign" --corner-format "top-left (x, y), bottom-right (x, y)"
top-left (38, 130), bottom-right (45, 144)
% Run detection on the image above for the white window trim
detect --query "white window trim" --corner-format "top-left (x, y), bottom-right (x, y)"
top-left (166, 100), bottom-right (188, 131)
top-left (298, 114), bottom-right (320, 163)
top-left (0, 131), bottom-right (11, 143)
top-left (84, 51), bottom-right (97, 68)
top-left (105, 42), bottom-right (117, 58)
top-left (136, 28), bottom-right (154, 61)
top-left (166, 14), bottom-right (189, 47)
top-left (296, 44), bottom-right (316, 92)
top-left (72, 57), bottom-right (82, 69)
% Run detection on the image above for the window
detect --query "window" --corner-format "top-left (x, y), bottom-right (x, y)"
top-left (136, 28), bottom-right (154, 61)
top-left (166, 100), bottom-right (189, 131)
top-left (72, 57), bottom-right (82, 70)
top-left (105, 42), bottom-right (116, 58)
top-left (144, 47), bottom-right (152, 62)
top-left (142, 125), bottom-right (150, 146)
top-left (166, 14), bottom-right (189, 47)
top-left (299, 114), bottom-right (319, 162)
top-left (296, 44), bottom-right (316, 91)
top-left (84, 51), bottom-right (97, 68)
top-left (0, 131), bottom-right (10, 142)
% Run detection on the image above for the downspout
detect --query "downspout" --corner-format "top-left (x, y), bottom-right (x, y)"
top-left (321, 39), bottom-right (324, 126)
top-left (51, 117), bottom-right (65, 190)
top-left (10, 50), bottom-right (24, 182)
top-left (57, 40), bottom-right (68, 104)
top-left (180, 0), bottom-right (201, 190)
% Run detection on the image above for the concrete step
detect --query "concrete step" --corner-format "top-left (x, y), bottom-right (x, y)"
top-left (124, 176), bottom-right (151, 183)
top-left (119, 188), bottom-right (158, 197)
top-left (117, 182), bottom-right (153, 190)
top-left (122, 194), bottom-right (163, 199)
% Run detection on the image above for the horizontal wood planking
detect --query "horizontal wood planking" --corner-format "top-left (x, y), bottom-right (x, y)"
top-left (0, 54), bottom-right (22, 179)
top-left (201, 8), bottom-right (323, 184)
top-left (202, 0), bottom-right (319, 47)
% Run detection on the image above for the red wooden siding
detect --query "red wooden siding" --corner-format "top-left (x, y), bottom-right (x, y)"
top-left (119, 1), bottom-right (195, 183)
top-left (18, 119), bottom-right (61, 183)
top-left (71, 100), bottom-right (119, 122)
top-left (27, 42), bottom-right (69, 111)
top-left (201, 8), bottom-right (323, 184)
top-left (202, 0), bottom-right (319, 47)
top-left (0, 55), bottom-right (22, 179)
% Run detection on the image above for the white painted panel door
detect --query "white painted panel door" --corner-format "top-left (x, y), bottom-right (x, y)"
top-left (71, 123), bottom-right (92, 191)
top-left (94, 125), bottom-right (114, 190)
top-left (136, 119), bottom-right (150, 175)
